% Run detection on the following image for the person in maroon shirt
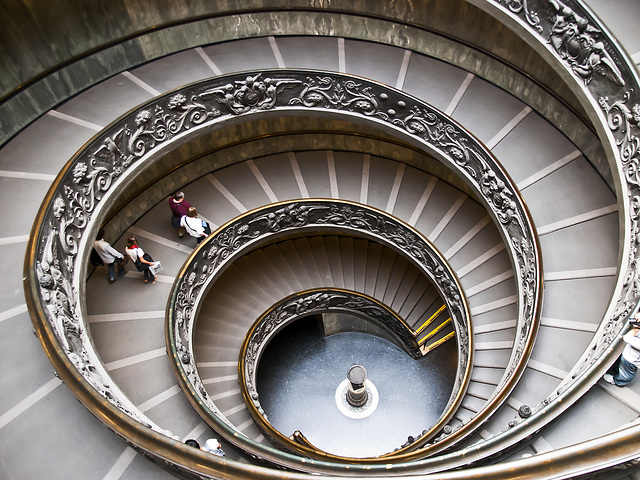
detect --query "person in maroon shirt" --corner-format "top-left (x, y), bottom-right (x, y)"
top-left (169, 192), bottom-right (192, 237)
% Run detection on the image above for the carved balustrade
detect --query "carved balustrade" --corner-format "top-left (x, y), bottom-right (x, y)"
top-left (170, 200), bottom-right (473, 459)
top-left (26, 68), bottom-right (541, 473)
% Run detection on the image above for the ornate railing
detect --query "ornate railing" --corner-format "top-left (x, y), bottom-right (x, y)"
top-left (170, 199), bottom-right (473, 460)
top-left (14, 0), bottom-right (640, 476)
top-left (25, 68), bottom-right (541, 475)
top-left (488, 0), bottom-right (638, 371)
top-left (452, 0), bottom-right (640, 462)
top-left (238, 287), bottom-right (456, 455)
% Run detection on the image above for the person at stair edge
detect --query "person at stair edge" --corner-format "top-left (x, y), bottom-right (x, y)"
top-left (201, 438), bottom-right (225, 457)
top-left (93, 229), bottom-right (127, 283)
top-left (169, 191), bottom-right (192, 237)
top-left (125, 235), bottom-right (157, 284)
top-left (604, 313), bottom-right (640, 386)
top-left (181, 206), bottom-right (211, 245)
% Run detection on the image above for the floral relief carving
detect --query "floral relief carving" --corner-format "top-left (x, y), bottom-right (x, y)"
top-left (492, 0), bottom-right (640, 426)
top-left (289, 76), bottom-right (380, 116)
top-left (501, 0), bottom-right (543, 32)
top-left (547, 0), bottom-right (624, 87)
top-left (20, 0), bottom-right (640, 469)
top-left (171, 201), bottom-right (472, 425)
top-left (29, 69), bottom-right (539, 448)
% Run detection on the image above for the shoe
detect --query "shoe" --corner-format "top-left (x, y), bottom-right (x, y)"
top-left (603, 374), bottom-right (616, 385)
top-left (152, 277), bottom-right (157, 285)
top-left (109, 277), bottom-right (115, 283)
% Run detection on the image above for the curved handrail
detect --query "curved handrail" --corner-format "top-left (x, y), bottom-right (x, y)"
top-left (1, 3), bottom-right (593, 142)
top-left (237, 287), bottom-right (461, 457)
top-left (469, 0), bottom-right (640, 440)
top-left (17, 0), bottom-right (640, 477)
top-left (24, 68), bottom-right (540, 473)
top-left (176, 204), bottom-right (472, 459)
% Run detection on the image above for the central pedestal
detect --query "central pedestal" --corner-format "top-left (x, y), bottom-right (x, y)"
top-left (346, 365), bottom-right (368, 407)
top-left (335, 365), bottom-right (379, 419)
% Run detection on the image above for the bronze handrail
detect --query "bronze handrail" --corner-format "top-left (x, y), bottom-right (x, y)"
top-left (169, 200), bottom-right (473, 463)
top-left (236, 287), bottom-right (464, 459)
top-left (25, 67), bottom-right (545, 475)
top-left (19, 0), bottom-right (640, 476)
top-left (1, 4), bottom-right (593, 139)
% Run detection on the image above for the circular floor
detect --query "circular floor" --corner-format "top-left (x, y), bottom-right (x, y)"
top-left (256, 318), bottom-right (458, 457)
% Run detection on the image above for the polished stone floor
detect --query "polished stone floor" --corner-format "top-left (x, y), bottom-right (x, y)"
top-left (256, 318), bottom-right (457, 457)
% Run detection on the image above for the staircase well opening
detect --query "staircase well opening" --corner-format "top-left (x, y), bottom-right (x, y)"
top-left (255, 315), bottom-right (458, 458)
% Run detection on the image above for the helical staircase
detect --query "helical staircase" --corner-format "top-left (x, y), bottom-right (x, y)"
top-left (2, 1), bottom-right (640, 479)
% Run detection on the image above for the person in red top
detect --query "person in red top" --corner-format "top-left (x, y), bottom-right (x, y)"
top-left (169, 192), bottom-right (192, 237)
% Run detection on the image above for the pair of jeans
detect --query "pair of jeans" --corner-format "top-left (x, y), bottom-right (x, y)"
top-left (608, 355), bottom-right (638, 386)
top-left (107, 262), bottom-right (126, 281)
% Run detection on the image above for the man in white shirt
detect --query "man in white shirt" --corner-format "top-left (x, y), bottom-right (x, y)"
top-left (93, 229), bottom-right (126, 283)
top-left (604, 313), bottom-right (640, 386)
top-left (202, 438), bottom-right (225, 457)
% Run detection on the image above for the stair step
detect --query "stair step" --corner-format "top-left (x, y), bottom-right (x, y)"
top-left (291, 237), bottom-right (324, 285)
top-left (339, 236), bottom-right (356, 290)
top-left (277, 239), bottom-right (314, 288)
top-left (323, 236), bottom-right (346, 289)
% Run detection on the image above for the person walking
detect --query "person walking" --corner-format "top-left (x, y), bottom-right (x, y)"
top-left (125, 235), bottom-right (157, 284)
top-left (93, 229), bottom-right (126, 283)
top-left (603, 314), bottom-right (640, 386)
top-left (201, 438), bottom-right (225, 457)
top-left (180, 206), bottom-right (211, 245)
top-left (169, 192), bottom-right (192, 237)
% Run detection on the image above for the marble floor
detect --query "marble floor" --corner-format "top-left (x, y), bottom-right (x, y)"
top-left (256, 317), bottom-right (458, 458)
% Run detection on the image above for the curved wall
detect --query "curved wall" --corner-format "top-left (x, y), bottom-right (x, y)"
top-left (0, 1), bottom-right (592, 159)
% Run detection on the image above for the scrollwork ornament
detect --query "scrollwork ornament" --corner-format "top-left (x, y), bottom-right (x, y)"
top-left (600, 93), bottom-right (640, 187)
top-left (501, 0), bottom-right (543, 32)
top-left (169, 201), bottom-right (472, 435)
top-left (289, 76), bottom-right (381, 117)
top-left (28, 69), bottom-right (541, 461)
top-left (167, 93), bottom-right (221, 129)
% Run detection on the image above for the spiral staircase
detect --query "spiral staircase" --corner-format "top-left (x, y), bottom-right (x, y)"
top-left (2, 1), bottom-right (640, 479)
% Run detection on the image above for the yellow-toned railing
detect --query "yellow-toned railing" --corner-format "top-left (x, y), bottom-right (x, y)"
top-left (419, 317), bottom-right (451, 344)
top-left (415, 304), bottom-right (446, 335)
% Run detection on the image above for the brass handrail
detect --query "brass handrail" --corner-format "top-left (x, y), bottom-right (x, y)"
top-left (235, 286), bottom-right (464, 459)
top-left (18, 0), bottom-right (640, 475)
top-left (418, 318), bottom-right (452, 346)
top-left (415, 305), bottom-right (446, 335)
top-left (422, 332), bottom-right (456, 354)
top-left (170, 200), bottom-right (472, 464)
top-left (27, 68), bottom-right (544, 476)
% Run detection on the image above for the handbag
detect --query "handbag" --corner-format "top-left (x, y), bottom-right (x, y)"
top-left (171, 216), bottom-right (181, 228)
top-left (203, 220), bottom-right (211, 235)
top-left (90, 248), bottom-right (104, 266)
top-left (135, 252), bottom-right (154, 271)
